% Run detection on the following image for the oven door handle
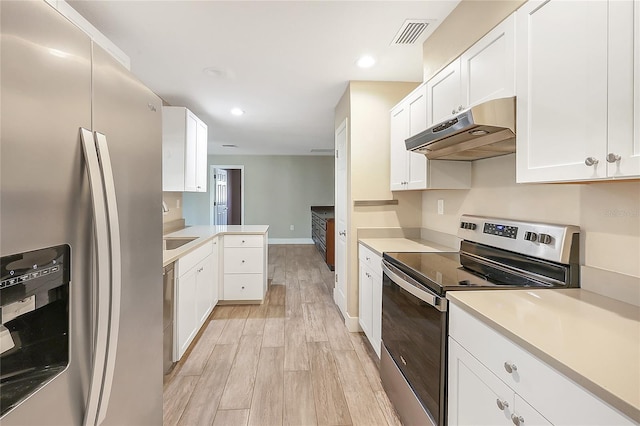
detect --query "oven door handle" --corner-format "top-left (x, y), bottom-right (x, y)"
top-left (382, 260), bottom-right (447, 312)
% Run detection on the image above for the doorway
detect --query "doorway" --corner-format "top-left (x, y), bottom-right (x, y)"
top-left (209, 165), bottom-right (244, 226)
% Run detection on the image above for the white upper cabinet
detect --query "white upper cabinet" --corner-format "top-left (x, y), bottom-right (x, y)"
top-left (390, 84), bottom-right (429, 190)
top-left (390, 84), bottom-right (471, 191)
top-left (516, 0), bottom-right (639, 182)
top-left (461, 13), bottom-right (516, 109)
top-left (427, 14), bottom-right (516, 127)
top-left (162, 106), bottom-right (208, 192)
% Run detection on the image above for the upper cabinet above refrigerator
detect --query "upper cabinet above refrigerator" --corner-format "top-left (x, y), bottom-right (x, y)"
top-left (162, 106), bottom-right (208, 192)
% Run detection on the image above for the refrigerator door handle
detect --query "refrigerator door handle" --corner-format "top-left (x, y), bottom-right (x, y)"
top-left (93, 132), bottom-right (122, 426)
top-left (80, 128), bottom-right (111, 426)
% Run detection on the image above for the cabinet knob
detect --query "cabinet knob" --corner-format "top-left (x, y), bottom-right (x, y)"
top-left (606, 153), bottom-right (622, 163)
top-left (504, 362), bottom-right (518, 374)
top-left (511, 414), bottom-right (525, 426)
top-left (242, 240), bottom-right (245, 243)
top-left (241, 286), bottom-right (245, 290)
top-left (538, 233), bottom-right (552, 245)
top-left (458, 105), bottom-right (464, 112)
top-left (496, 399), bottom-right (510, 411)
top-left (366, 256), bottom-right (370, 261)
top-left (584, 157), bottom-right (599, 166)
top-left (365, 272), bottom-right (371, 278)
top-left (451, 109), bottom-right (456, 115)
top-left (241, 260), bottom-right (245, 263)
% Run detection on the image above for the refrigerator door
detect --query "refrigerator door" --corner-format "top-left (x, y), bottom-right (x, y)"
top-left (1, 1), bottom-right (93, 424)
top-left (91, 45), bottom-right (163, 425)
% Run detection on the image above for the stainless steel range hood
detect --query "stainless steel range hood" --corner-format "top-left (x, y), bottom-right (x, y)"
top-left (406, 97), bottom-right (516, 161)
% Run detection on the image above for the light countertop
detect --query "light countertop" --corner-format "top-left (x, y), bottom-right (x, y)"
top-left (163, 225), bottom-right (269, 266)
top-left (448, 289), bottom-right (640, 422)
top-left (358, 237), bottom-right (455, 256)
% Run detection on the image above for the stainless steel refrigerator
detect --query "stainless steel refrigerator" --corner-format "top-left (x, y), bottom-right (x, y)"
top-left (0, 1), bottom-right (163, 424)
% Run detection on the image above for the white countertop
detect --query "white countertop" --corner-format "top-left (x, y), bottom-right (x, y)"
top-left (163, 225), bottom-right (269, 266)
top-left (358, 237), bottom-right (454, 256)
top-left (448, 289), bottom-right (640, 422)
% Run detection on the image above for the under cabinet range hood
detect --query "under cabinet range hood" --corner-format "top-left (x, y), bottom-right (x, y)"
top-left (406, 97), bottom-right (516, 161)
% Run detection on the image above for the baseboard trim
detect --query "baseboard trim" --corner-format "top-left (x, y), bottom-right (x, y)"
top-left (344, 312), bottom-right (362, 333)
top-left (268, 238), bottom-right (314, 245)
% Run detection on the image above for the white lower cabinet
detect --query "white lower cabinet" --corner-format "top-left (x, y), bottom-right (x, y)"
top-left (175, 241), bottom-right (217, 360)
top-left (448, 303), bottom-right (635, 426)
top-left (449, 338), bottom-right (550, 426)
top-left (220, 233), bottom-right (268, 302)
top-left (358, 243), bottom-right (382, 358)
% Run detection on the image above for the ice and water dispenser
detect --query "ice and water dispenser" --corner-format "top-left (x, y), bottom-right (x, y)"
top-left (0, 245), bottom-right (70, 416)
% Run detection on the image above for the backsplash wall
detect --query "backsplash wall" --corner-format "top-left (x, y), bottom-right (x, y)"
top-left (421, 154), bottom-right (640, 279)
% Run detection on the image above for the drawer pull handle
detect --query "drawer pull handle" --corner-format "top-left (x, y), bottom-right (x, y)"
top-left (496, 399), bottom-right (509, 411)
top-left (511, 414), bottom-right (525, 426)
top-left (504, 362), bottom-right (518, 374)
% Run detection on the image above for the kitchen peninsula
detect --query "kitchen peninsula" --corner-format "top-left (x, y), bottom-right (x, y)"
top-left (163, 225), bottom-right (268, 361)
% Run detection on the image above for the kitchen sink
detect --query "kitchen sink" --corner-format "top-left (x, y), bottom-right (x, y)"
top-left (163, 237), bottom-right (197, 250)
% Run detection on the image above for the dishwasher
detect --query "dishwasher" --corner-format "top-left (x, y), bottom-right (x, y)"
top-left (163, 262), bottom-right (175, 375)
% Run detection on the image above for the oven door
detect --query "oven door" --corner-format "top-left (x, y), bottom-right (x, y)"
top-left (381, 260), bottom-right (448, 426)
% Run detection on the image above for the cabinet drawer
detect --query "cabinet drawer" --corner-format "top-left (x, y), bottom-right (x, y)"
top-left (223, 274), bottom-right (263, 300)
top-left (224, 247), bottom-right (264, 273)
top-left (358, 244), bottom-right (382, 277)
top-left (178, 242), bottom-right (213, 277)
top-left (449, 304), bottom-right (634, 425)
top-left (224, 234), bottom-right (264, 248)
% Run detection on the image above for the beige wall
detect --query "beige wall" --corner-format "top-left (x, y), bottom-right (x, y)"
top-left (335, 81), bottom-right (423, 320)
top-left (182, 155), bottom-right (335, 239)
top-left (162, 192), bottom-right (183, 223)
top-left (422, 0), bottom-right (525, 81)
top-left (422, 155), bottom-right (640, 278)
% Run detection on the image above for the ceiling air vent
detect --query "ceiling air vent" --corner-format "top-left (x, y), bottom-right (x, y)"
top-left (222, 144), bottom-right (238, 148)
top-left (391, 19), bottom-right (433, 45)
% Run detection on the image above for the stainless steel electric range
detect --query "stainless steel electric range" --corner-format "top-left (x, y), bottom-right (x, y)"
top-left (380, 215), bottom-right (580, 426)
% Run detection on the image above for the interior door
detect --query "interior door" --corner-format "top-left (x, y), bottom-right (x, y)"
top-left (334, 119), bottom-right (348, 317)
top-left (213, 168), bottom-right (228, 225)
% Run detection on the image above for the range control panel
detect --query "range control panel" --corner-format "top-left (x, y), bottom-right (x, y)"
top-left (457, 215), bottom-right (580, 264)
top-left (483, 222), bottom-right (518, 239)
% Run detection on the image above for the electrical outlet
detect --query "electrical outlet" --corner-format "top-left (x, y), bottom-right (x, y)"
top-left (437, 199), bottom-right (444, 215)
top-left (176, 199), bottom-right (181, 209)
top-left (290, 225), bottom-right (295, 231)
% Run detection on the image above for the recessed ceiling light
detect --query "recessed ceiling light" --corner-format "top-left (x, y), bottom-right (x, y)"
top-left (230, 108), bottom-right (244, 116)
top-left (357, 55), bottom-right (376, 68)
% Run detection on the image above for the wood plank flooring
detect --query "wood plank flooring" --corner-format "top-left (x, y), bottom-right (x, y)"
top-left (163, 245), bottom-right (401, 426)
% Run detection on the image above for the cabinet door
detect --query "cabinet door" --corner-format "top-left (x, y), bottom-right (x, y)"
top-left (389, 104), bottom-right (409, 191)
top-left (407, 87), bottom-right (428, 190)
top-left (371, 270), bottom-right (382, 359)
top-left (358, 263), bottom-right (373, 341)
top-left (516, 0), bottom-right (608, 182)
top-left (607, 0), bottom-right (640, 178)
top-left (184, 111), bottom-right (198, 191)
top-left (448, 338), bottom-right (514, 426)
top-left (461, 13), bottom-right (515, 108)
top-left (513, 395), bottom-right (552, 426)
top-left (195, 119), bottom-right (208, 192)
top-left (176, 267), bottom-right (197, 359)
top-left (195, 255), bottom-right (213, 325)
top-left (427, 59), bottom-right (462, 126)
top-left (211, 237), bottom-right (219, 306)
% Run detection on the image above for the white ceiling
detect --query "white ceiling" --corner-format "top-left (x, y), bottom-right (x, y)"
top-left (68, 1), bottom-right (460, 156)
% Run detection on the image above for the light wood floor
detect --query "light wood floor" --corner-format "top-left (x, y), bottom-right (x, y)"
top-left (163, 244), bottom-right (401, 426)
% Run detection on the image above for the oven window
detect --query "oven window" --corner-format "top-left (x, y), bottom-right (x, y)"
top-left (382, 272), bottom-right (447, 425)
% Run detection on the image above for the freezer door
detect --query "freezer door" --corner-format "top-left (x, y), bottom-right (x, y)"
top-left (0, 1), bottom-right (93, 424)
top-left (91, 45), bottom-right (163, 425)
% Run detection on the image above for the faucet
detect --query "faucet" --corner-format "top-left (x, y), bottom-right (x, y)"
top-left (162, 201), bottom-right (169, 214)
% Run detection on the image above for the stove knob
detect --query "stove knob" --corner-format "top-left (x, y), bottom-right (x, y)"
top-left (524, 231), bottom-right (538, 242)
top-left (460, 222), bottom-right (466, 229)
top-left (538, 233), bottom-right (553, 244)
top-left (468, 223), bottom-right (477, 230)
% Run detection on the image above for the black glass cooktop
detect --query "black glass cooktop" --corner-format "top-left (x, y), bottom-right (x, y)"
top-left (383, 249), bottom-right (560, 297)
